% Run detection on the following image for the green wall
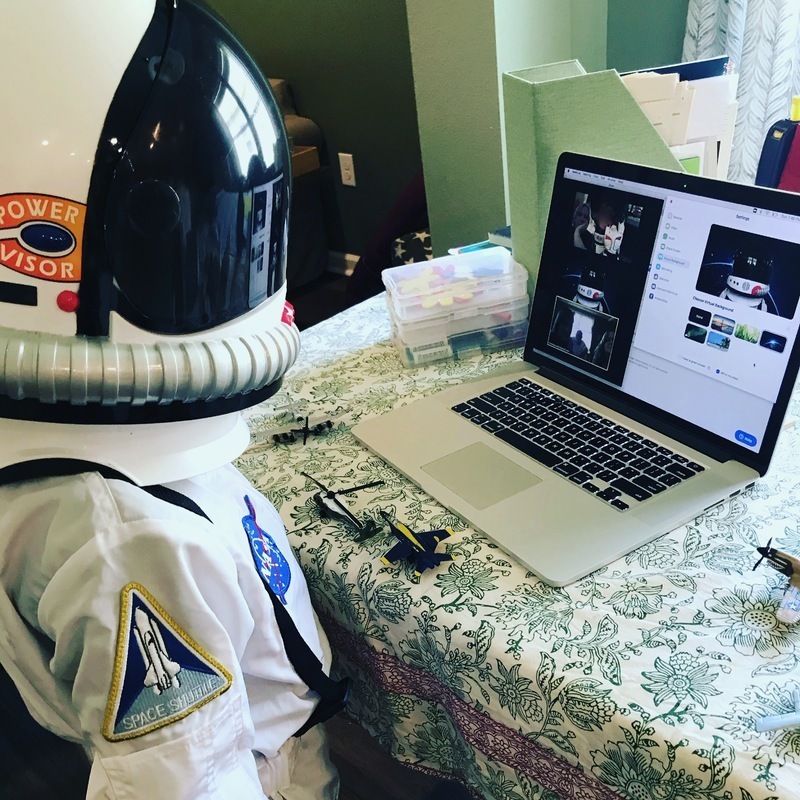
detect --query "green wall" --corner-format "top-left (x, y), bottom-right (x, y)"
top-left (407, 0), bottom-right (608, 255)
top-left (207, 0), bottom-right (422, 256)
top-left (406, 0), bottom-right (505, 256)
top-left (606, 0), bottom-right (690, 72)
top-left (205, 0), bottom-right (689, 259)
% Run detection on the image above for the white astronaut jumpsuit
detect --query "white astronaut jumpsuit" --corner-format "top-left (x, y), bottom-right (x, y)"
top-left (0, 464), bottom-right (339, 800)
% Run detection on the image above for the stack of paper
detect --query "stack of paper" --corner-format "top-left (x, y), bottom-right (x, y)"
top-left (622, 59), bottom-right (739, 181)
top-left (621, 72), bottom-right (694, 147)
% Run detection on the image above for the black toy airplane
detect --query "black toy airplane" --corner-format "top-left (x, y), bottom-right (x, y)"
top-left (270, 414), bottom-right (334, 445)
top-left (379, 511), bottom-right (454, 577)
top-left (253, 401), bottom-right (344, 446)
top-left (754, 538), bottom-right (800, 624)
top-left (301, 472), bottom-right (384, 541)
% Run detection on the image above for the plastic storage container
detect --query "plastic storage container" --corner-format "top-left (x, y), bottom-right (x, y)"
top-left (386, 279), bottom-right (530, 368)
top-left (382, 247), bottom-right (528, 323)
top-left (383, 246), bottom-right (531, 367)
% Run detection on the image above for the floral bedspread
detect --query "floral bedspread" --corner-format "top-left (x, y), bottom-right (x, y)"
top-left (238, 296), bottom-right (800, 800)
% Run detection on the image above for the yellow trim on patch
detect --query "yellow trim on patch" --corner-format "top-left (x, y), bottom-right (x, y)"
top-left (102, 582), bottom-right (233, 742)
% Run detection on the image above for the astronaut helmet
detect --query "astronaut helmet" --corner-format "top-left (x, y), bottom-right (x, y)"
top-left (574, 264), bottom-right (606, 310)
top-left (0, 0), bottom-right (299, 485)
top-left (725, 251), bottom-right (772, 300)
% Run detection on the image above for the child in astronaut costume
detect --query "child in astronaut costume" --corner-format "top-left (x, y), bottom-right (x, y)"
top-left (0, 2), bottom-right (345, 798)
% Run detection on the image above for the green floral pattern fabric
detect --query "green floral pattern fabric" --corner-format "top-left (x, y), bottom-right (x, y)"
top-left (238, 296), bottom-right (800, 799)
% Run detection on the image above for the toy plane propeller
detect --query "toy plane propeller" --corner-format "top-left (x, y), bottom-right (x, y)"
top-left (753, 538), bottom-right (800, 624)
top-left (379, 511), bottom-right (454, 577)
top-left (301, 472), bottom-right (384, 541)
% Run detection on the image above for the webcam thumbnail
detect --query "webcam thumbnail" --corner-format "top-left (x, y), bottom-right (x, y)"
top-left (695, 225), bottom-right (800, 319)
top-left (548, 297), bottom-right (619, 371)
top-left (572, 190), bottom-right (645, 263)
top-left (559, 188), bottom-right (662, 320)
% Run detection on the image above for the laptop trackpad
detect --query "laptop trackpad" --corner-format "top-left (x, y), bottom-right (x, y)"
top-left (421, 442), bottom-right (541, 510)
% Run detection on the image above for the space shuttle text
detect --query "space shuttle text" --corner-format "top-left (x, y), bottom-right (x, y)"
top-left (120, 676), bottom-right (222, 731)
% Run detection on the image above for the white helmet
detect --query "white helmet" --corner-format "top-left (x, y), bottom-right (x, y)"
top-left (0, 0), bottom-right (299, 484)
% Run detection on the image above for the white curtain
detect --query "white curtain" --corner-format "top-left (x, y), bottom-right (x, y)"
top-left (683, 0), bottom-right (800, 184)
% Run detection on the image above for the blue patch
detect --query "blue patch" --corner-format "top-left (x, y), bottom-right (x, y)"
top-left (103, 584), bottom-right (232, 741)
top-left (242, 494), bottom-right (292, 604)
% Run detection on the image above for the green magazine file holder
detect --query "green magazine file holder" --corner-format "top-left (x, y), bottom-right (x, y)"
top-left (503, 60), bottom-right (683, 293)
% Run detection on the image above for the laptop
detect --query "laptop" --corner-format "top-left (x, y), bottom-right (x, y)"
top-left (353, 152), bottom-right (800, 586)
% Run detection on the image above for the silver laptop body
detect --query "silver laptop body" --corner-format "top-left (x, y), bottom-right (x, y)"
top-left (354, 152), bottom-right (800, 586)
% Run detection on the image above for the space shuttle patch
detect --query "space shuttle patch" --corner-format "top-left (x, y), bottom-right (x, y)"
top-left (103, 583), bottom-right (232, 741)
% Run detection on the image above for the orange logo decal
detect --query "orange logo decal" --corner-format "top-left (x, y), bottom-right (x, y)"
top-left (0, 193), bottom-right (85, 282)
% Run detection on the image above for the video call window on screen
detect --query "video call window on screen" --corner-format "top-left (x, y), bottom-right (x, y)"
top-left (571, 191), bottom-right (644, 262)
top-left (530, 177), bottom-right (663, 387)
top-left (695, 224), bottom-right (800, 320)
top-left (548, 297), bottom-right (619, 371)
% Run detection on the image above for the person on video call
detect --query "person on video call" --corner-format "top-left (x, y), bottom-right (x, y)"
top-left (570, 329), bottom-right (590, 359)
top-left (575, 196), bottom-right (625, 257)
top-left (550, 309), bottom-right (575, 351)
top-left (591, 329), bottom-right (615, 369)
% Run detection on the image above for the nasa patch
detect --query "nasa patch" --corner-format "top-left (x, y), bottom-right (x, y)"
top-left (103, 583), bottom-right (232, 741)
top-left (242, 494), bottom-right (292, 604)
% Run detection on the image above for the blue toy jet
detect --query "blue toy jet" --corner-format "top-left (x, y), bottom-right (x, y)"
top-left (379, 511), bottom-right (454, 576)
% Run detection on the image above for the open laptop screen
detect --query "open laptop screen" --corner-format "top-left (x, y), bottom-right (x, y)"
top-left (526, 153), bottom-right (800, 472)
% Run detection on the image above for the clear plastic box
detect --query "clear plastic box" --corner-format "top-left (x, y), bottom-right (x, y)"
top-left (382, 247), bottom-right (528, 322)
top-left (388, 293), bottom-right (530, 368)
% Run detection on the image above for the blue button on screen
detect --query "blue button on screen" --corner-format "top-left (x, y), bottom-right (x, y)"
top-left (735, 430), bottom-right (757, 447)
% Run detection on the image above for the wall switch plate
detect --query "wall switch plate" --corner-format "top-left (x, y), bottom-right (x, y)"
top-left (338, 152), bottom-right (356, 186)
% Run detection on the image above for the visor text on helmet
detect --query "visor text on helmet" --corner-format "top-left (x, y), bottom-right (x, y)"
top-left (0, 193), bottom-right (85, 282)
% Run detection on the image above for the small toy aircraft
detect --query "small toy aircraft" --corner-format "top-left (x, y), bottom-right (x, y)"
top-left (755, 687), bottom-right (800, 732)
top-left (301, 472), bottom-right (384, 541)
top-left (753, 538), bottom-right (800, 624)
top-left (254, 402), bottom-right (343, 445)
top-left (379, 511), bottom-right (454, 577)
top-left (270, 414), bottom-right (334, 445)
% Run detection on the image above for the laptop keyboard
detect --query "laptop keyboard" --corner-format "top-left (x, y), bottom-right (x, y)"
top-left (452, 377), bottom-right (704, 512)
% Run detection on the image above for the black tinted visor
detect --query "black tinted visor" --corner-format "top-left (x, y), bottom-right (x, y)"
top-left (79, 0), bottom-right (290, 336)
